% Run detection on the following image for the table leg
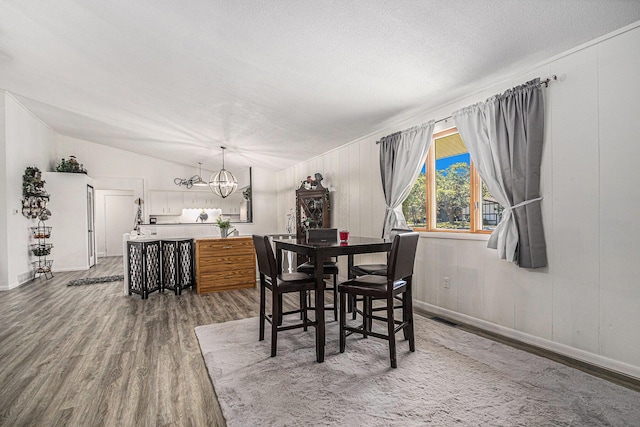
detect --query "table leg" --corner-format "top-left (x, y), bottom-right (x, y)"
top-left (276, 243), bottom-right (283, 274)
top-left (347, 254), bottom-right (354, 279)
top-left (347, 254), bottom-right (354, 314)
top-left (314, 254), bottom-right (325, 363)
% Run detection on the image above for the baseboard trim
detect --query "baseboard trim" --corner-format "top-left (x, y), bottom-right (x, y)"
top-left (1, 272), bottom-right (36, 291)
top-left (52, 266), bottom-right (91, 273)
top-left (414, 301), bottom-right (640, 383)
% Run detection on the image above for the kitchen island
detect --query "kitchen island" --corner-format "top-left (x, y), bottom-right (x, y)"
top-left (195, 237), bottom-right (256, 294)
top-left (123, 231), bottom-right (256, 296)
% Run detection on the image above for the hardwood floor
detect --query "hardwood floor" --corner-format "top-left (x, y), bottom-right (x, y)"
top-left (2, 257), bottom-right (638, 426)
top-left (0, 257), bottom-right (266, 426)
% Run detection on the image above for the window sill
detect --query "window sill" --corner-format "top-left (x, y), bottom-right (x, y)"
top-left (418, 231), bottom-right (491, 241)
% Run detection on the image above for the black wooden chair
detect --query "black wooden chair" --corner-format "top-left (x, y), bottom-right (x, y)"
top-left (338, 232), bottom-right (419, 368)
top-left (349, 228), bottom-right (413, 321)
top-left (350, 228), bottom-right (413, 277)
top-left (253, 235), bottom-right (317, 357)
top-left (296, 228), bottom-right (339, 320)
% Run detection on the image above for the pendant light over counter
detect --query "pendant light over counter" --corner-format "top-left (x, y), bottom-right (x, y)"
top-left (174, 162), bottom-right (209, 189)
top-left (192, 162), bottom-right (209, 187)
top-left (209, 146), bottom-right (237, 198)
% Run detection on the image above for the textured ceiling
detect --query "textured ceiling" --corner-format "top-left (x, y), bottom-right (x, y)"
top-left (1, 1), bottom-right (640, 171)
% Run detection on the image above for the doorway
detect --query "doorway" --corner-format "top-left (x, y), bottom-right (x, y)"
top-left (87, 185), bottom-right (96, 267)
top-left (95, 190), bottom-right (135, 257)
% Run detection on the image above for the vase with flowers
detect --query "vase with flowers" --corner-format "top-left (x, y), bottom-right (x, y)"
top-left (216, 215), bottom-right (236, 238)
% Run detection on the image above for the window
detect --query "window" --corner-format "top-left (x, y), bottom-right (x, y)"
top-left (402, 127), bottom-right (503, 233)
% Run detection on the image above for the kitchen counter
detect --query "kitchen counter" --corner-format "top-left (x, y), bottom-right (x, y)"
top-left (123, 232), bottom-right (253, 296)
top-left (136, 224), bottom-right (224, 239)
top-left (140, 222), bottom-right (216, 227)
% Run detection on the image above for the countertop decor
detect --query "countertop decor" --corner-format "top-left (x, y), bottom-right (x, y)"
top-left (215, 215), bottom-right (235, 238)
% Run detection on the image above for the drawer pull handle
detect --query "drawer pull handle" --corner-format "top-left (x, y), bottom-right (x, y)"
top-left (223, 246), bottom-right (233, 249)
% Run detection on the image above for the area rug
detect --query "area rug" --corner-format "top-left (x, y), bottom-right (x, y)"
top-left (67, 275), bottom-right (124, 286)
top-left (195, 315), bottom-right (640, 426)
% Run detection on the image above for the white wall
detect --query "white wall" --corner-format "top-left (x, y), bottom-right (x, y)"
top-left (0, 92), bottom-right (56, 290)
top-left (0, 93), bottom-right (7, 289)
top-left (43, 172), bottom-right (95, 271)
top-left (276, 25), bottom-right (640, 378)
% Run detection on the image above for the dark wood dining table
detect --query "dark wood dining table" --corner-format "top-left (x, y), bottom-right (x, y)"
top-left (272, 235), bottom-right (392, 363)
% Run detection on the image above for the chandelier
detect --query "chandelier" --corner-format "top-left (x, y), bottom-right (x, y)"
top-left (209, 146), bottom-right (237, 198)
top-left (174, 162), bottom-right (209, 189)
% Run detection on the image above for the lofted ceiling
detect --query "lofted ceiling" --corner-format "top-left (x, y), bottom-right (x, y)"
top-left (1, 1), bottom-right (640, 172)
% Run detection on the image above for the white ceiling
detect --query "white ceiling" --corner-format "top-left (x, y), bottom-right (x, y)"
top-left (1, 1), bottom-right (640, 171)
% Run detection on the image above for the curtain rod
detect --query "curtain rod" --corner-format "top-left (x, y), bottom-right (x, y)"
top-left (376, 75), bottom-right (558, 144)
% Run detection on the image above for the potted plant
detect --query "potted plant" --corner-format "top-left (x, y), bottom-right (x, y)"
top-left (242, 187), bottom-right (251, 200)
top-left (216, 215), bottom-right (236, 238)
top-left (56, 156), bottom-right (87, 174)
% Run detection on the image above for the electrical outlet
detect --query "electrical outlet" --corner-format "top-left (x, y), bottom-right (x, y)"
top-left (443, 276), bottom-right (450, 289)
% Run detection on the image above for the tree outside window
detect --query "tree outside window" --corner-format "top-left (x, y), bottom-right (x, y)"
top-left (402, 127), bottom-right (502, 233)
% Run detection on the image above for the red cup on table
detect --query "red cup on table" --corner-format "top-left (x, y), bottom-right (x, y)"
top-left (339, 229), bottom-right (349, 242)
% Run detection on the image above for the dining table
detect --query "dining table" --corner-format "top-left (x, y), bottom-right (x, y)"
top-left (272, 235), bottom-right (392, 363)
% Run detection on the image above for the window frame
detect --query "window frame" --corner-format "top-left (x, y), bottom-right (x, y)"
top-left (413, 127), bottom-right (492, 235)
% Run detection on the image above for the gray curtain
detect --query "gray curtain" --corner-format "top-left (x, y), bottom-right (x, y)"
top-left (452, 78), bottom-right (547, 268)
top-left (379, 121), bottom-right (434, 238)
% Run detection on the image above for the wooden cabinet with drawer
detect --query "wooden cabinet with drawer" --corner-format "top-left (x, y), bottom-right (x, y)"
top-left (195, 237), bottom-right (256, 294)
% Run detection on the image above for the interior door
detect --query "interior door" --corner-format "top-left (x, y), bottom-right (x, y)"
top-left (87, 185), bottom-right (96, 267)
top-left (104, 194), bottom-right (135, 257)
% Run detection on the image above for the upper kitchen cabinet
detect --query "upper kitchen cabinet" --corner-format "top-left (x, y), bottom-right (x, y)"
top-left (219, 192), bottom-right (244, 215)
top-left (183, 191), bottom-right (215, 209)
top-left (149, 190), bottom-right (183, 215)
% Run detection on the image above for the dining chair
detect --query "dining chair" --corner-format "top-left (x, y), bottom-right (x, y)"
top-left (253, 235), bottom-right (317, 357)
top-left (350, 228), bottom-right (413, 277)
top-left (295, 228), bottom-right (340, 320)
top-left (349, 228), bottom-right (414, 322)
top-left (338, 232), bottom-right (419, 368)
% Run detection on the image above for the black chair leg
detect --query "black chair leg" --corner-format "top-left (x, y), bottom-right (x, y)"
top-left (339, 291), bottom-right (347, 353)
top-left (351, 295), bottom-right (357, 320)
top-left (278, 294), bottom-right (284, 325)
top-left (369, 297), bottom-right (375, 331)
top-left (259, 283), bottom-right (266, 341)
top-left (301, 290), bottom-right (308, 332)
top-left (332, 274), bottom-right (338, 321)
top-left (405, 285), bottom-right (415, 352)
top-left (271, 290), bottom-right (279, 357)
top-left (387, 299), bottom-right (397, 368)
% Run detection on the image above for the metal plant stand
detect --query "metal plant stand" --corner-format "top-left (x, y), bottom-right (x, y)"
top-left (31, 221), bottom-right (54, 279)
